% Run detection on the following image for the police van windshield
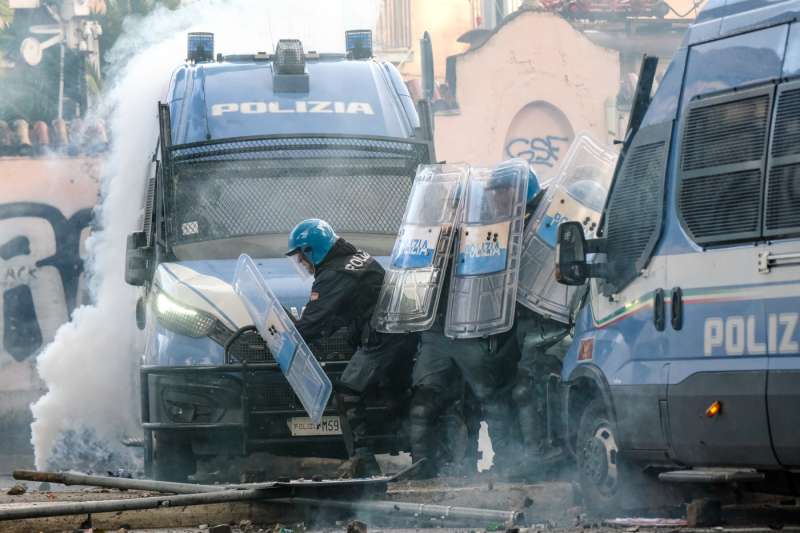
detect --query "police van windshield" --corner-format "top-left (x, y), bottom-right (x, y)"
top-left (167, 156), bottom-right (414, 261)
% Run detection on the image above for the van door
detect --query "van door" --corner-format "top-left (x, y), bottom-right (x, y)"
top-left (763, 72), bottom-right (800, 467)
top-left (664, 25), bottom-right (788, 467)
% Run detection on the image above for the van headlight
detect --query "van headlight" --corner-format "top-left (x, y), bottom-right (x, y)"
top-left (153, 291), bottom-right (217, 338)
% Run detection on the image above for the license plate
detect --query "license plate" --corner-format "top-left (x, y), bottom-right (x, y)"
top-left (288, 416), bottom-right (342, 436)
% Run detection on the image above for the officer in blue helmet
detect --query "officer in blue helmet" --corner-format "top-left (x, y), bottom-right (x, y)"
top-left (286, 219), bottom-right (417, 477)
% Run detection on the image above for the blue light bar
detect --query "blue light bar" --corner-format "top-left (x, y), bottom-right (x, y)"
top-left (187, 32), bottom-right (214, 63)
top-left (346, 29), bottom-right (372, 60)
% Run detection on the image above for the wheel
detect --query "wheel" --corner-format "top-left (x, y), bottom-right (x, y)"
top-left (576, 398), bottom-right (632, 514)
top-left (151, 432), bottom-right (196, 482)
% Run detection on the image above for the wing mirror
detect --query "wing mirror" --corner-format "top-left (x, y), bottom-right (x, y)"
top-left (555, 221), bottom-right (607, 286)
top-left (556, 222), bottom-right (588, 286)
top-left (125, 231), bottom-right (153, 287)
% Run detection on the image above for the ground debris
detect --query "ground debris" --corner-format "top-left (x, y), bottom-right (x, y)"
top-left (6, 483), bottom-right (26, 495)
top-left (209, 524), bottom-right (233, 533)
top-left (347, 519), bottom-right (368, 533)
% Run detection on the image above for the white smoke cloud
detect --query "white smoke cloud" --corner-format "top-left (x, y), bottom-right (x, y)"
top-left (31, 0), bottom-right (380, 471)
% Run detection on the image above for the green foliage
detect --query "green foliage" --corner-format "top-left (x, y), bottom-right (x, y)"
top-left (0, 0), bottom-right (181, 122)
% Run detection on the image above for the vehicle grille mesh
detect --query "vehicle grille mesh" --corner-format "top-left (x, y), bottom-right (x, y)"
top-left (167, 137), bottom-right (428, 244)
top-left (679, 169), bottom-right (762, 238)
top-left (765, 164), bottom-right (800, 233)
top-left (226, 328), bottom-right (355, 364)
top-left (678, 90), bottom-right (770, 244)
top-left (770, 88), bottom-right (800, 159)
top-left (604, 139), bottom-right (666, 292)
top-left (765, 85), bottom-right (800, 236)
top-left (681, 94), bottom-right (769, 172)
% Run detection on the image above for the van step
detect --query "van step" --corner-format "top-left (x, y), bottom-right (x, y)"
top-left (659, 468), bottom-right (765, 484)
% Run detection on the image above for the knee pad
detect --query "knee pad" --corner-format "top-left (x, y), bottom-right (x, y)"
top-left (410, 387), bottom-right (443, 422)
top-left (511, 372), bottom-right (535, 405)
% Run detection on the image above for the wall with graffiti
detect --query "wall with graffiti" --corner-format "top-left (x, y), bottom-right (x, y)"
top-left (435, 10), bottom-right (621, 180)
top-left (0, 157), bottom-right (100, 461)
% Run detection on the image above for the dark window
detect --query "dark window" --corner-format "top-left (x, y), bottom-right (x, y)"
top-left (764, 80), bottom-right (800, 237)
top-left (677, 85), bottom-right (772, 245)
top-left (782, 23), bottom-right (800, 79)
top-left (602, 123), bottom-right (671, 295)
top-left (681, 25), bottom-right (786, 110)
top-left (641, 48), bottom-right (688, 128)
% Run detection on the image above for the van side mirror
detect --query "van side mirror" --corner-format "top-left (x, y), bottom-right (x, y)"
top-left (556, 222), bottom-right (589, 286)
top-left (125, 231), bottom-right (153, 286)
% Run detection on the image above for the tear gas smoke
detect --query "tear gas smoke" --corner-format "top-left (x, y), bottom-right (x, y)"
top-left (30, 0), bottom-right (380, 471)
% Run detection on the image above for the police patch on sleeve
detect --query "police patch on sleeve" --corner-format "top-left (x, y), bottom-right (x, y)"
top-left (391, 225), bottom-right (441, 269)
top-left (455, 221), bottom-right (510, 276)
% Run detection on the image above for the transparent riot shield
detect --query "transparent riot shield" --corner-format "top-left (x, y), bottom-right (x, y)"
top-left (444, 159), bottom-right (529, 339)
top-left (233, 254), bottom-right (332, 423)
top-left (371, 163), bottom-right (468, 333)
top-left (517, 134), bottom-right (617, 324)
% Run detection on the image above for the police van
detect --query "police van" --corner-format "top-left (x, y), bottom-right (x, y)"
top-left (554, 0), bottom-right (800, 512)
top-left (124, 32), bottom-right (434, 480)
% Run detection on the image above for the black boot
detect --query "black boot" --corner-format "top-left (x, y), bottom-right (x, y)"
top-left (336, 386), bottom-right (382, 478)
top-left (409, 386), bottom-right (444, 479)
top-left (509, 370), bottom-right (552, 480)
top-left (482, 394), bottom-right (517, 478)
top-left (337, 448), bottom-right (382, 478)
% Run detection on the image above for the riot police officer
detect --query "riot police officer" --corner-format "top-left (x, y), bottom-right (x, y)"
top-left (511, 136), bottom-right (615, 479)
top-left (407, 164), bottom-right (537, 479)
top-left (287, 219), bottom-right (417, 477)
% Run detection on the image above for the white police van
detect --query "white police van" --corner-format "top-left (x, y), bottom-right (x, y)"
top-left (555, 0), bottom-right (800, 513)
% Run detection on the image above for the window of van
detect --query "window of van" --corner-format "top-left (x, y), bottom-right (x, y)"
top-left (782, 24), bottom-right (800, 79)
top-left (681, 25), bottom-right (787, 109)
top-left (677, 25), bottom-right (800, 246)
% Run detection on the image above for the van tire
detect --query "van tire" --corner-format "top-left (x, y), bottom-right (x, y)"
top-left (152, 433), bottom-right (196, 482)
top-left (576, 398), bottom-right (632, 515)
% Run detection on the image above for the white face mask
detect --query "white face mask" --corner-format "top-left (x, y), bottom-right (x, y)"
top-left (288, 252), bottom-right (314, 282)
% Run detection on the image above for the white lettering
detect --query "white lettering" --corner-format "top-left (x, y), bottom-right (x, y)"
top-left (309, 101), bottom-right (332, 113)
top-left (705, 313), bottom-right (800, 356)
top-left (704, 318), bottom-right (724, 356)
top-left (725, 316), bottom-right (746, 355)
top-left (769, 313), bottom-right (779, 353)
top-left (268, 101), bottom-right (295, 113)
top-left (240, 102), bottom-right (267, 114)
top-left (779, 313), bottom-right (799, 353)
top-left (211, 103), bottom-right (239, 116)
top-left (347, 102), bottom-right (374, 115)
top-left (746, 315), bottom-right (766, 354)
top-left (211, 101), bottom-right (374, 116)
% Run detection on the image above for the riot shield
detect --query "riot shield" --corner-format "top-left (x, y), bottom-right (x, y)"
top-left (517, 134), bottom-right (616, 324)
top-left (372, 163), bottom-right (468, 333)
top-left (233, 254), bottom-right (332, 423)
top-left (444, 159), bottom-right (529, 339)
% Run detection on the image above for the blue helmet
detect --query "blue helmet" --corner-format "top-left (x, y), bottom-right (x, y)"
top-left (526, 168), bottom-right (542, 204)
top-left (286, 219), bottom-right (338, 266)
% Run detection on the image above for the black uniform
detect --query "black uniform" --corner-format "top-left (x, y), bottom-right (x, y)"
top-left (295, 238), bottom-right (417, 460)
top-left (506, 191), bottom-right (571, 476)
top-left (408, 250), bottom-right (516, 477)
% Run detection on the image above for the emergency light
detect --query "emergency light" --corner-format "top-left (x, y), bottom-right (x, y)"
top-left (187, 32), bottom-right (214, 63)
top-left (346, 30), bottom-right (372, 60)
top-left (275, 39), bottom-right (305, 75)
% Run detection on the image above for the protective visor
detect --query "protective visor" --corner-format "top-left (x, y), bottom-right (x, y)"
top-left (287, 248), bottom-right (314, 281)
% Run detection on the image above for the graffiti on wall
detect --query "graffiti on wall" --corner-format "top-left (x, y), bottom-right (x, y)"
top-left (0, 159), bottom-right (100, 386)
top-left (0, 203), bottom-right (93, 361)
top-left (503, 101), bottom-right (576, 181)
top-left (505, 135), bottom-right (570, 168)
